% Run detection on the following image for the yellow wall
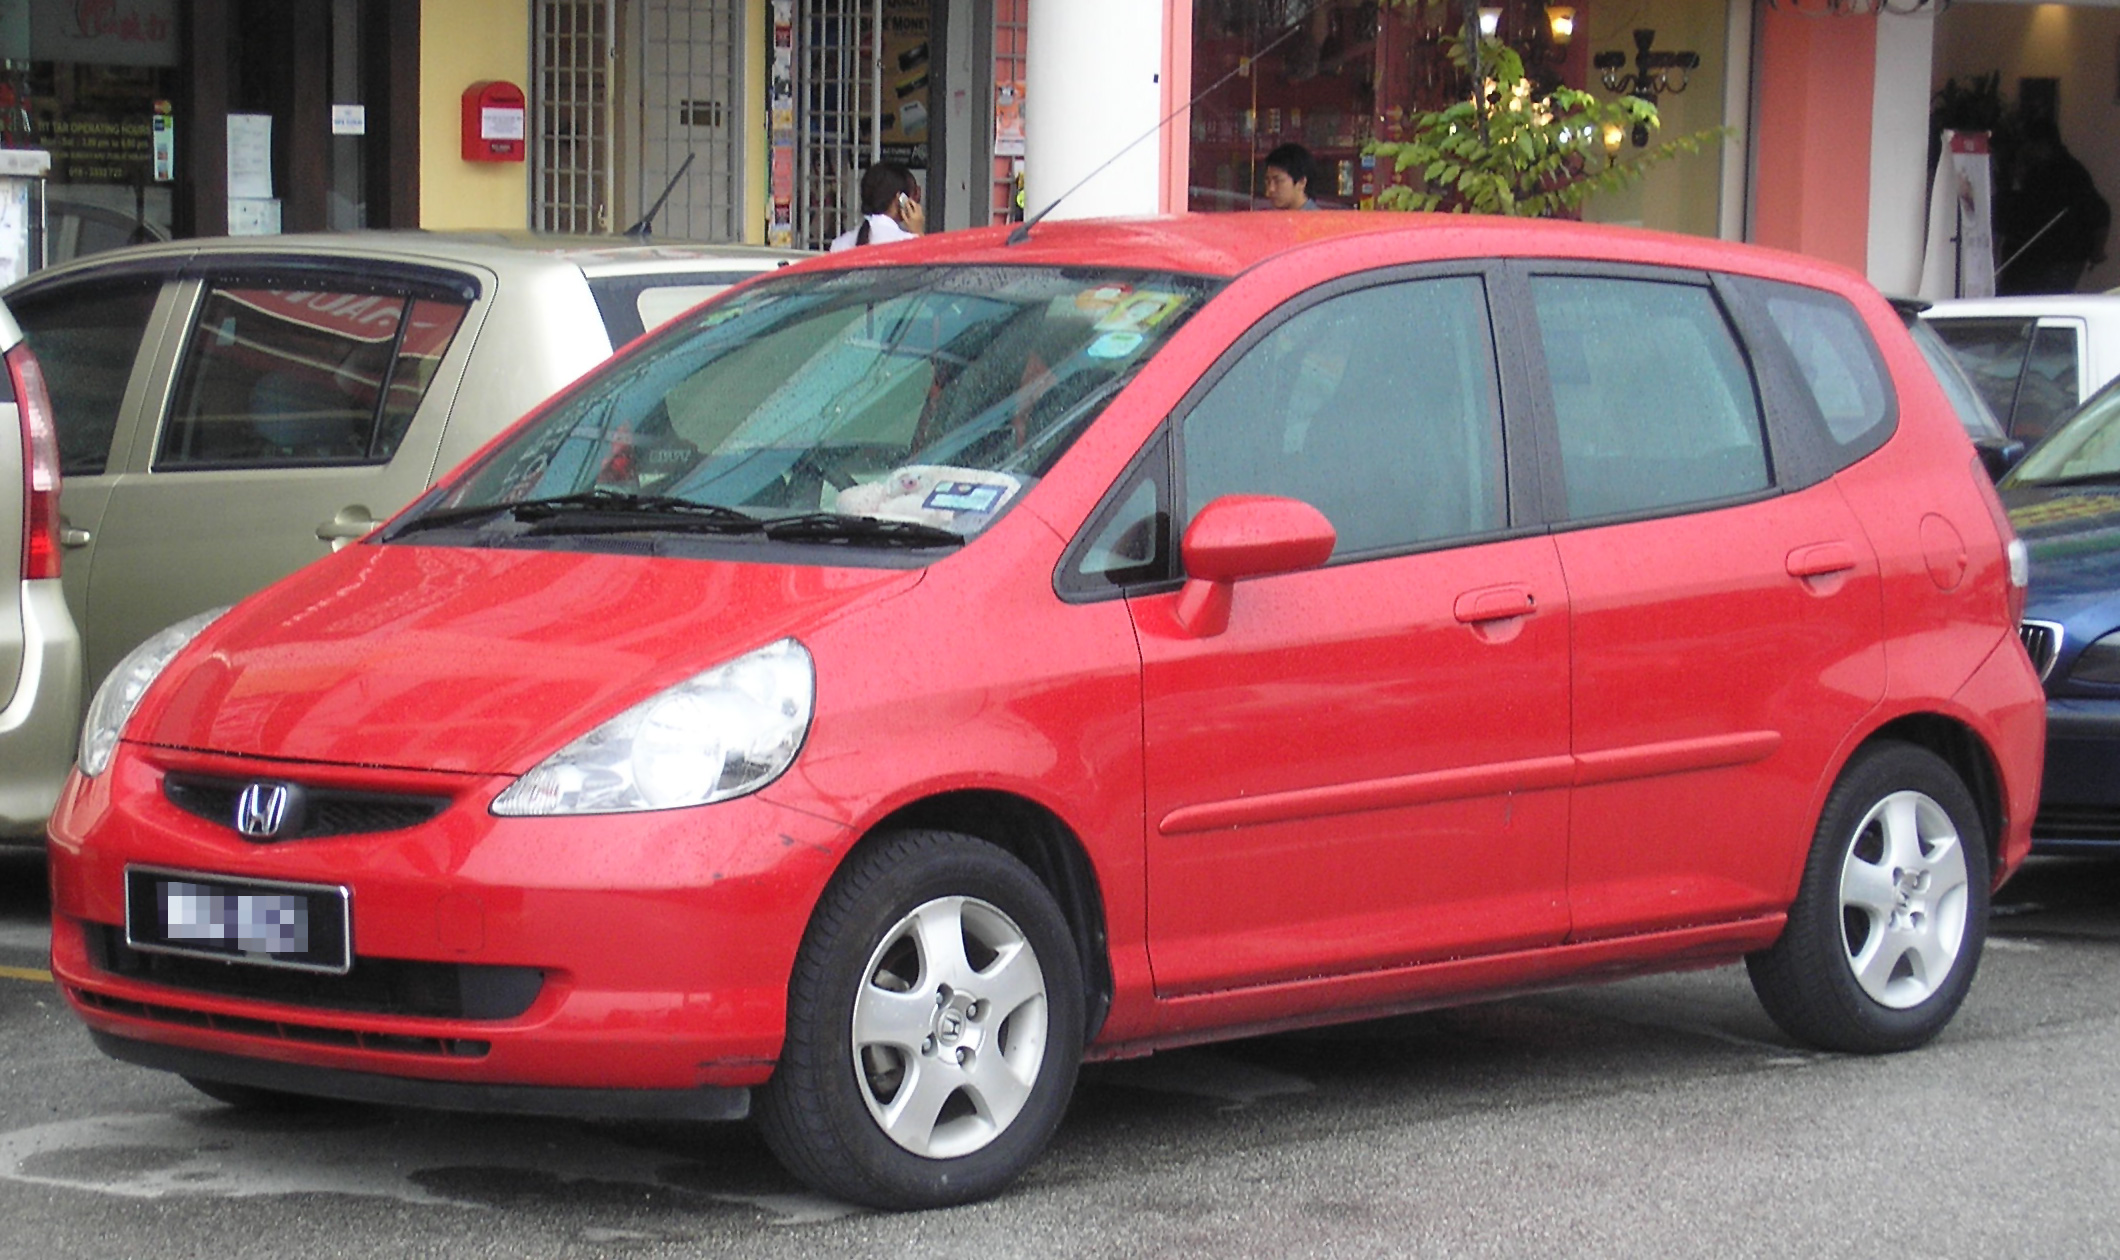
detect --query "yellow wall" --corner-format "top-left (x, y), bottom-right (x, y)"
top-left (1580, 4), bottom-right (1729, 238)
top-left (420, 0), bottom-right (531, 230)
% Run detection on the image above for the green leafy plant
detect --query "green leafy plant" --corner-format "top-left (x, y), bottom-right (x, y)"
top-left (1368, 37), bottom-right (1724, 217)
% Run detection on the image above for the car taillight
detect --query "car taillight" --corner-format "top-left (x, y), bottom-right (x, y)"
top-left (1969, 452), bottom-right (2027, 627)
top-left (9, 342), bottom-right (61, 580)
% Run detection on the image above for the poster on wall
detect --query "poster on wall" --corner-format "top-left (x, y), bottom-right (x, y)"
top-left (769, 0), bottom-right (795, 248)
top-left (994, 81), bottom-right (1024, 158)
top-left (878, 0), bottom-right (929, 170)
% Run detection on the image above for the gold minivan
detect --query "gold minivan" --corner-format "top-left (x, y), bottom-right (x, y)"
top-left (5, 233), bottom-right (806, 695)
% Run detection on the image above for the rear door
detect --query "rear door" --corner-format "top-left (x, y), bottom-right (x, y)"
top-left (79, 262), bottom-right (480, 685)
top-left (1514, 265), bottom-right (1887, 939)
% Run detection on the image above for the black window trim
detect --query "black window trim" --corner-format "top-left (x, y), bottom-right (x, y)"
top-left (1054, 429), bottom-right (1175, 603)
top-left (179, 255), bottom-right (482, 305)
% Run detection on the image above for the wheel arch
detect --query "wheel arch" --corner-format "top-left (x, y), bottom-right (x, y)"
top-left (1855, 713), bottom-right (2007, 878)
top-left (851, 789), bottom-right (1115, 1042)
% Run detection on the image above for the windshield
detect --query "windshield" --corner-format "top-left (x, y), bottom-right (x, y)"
top-left (2007, 372), bottom-right (2120, 487)
top-left (414, 266), bottom-right (1220, 549)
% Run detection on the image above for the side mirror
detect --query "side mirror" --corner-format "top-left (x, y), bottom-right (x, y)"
top-left (1173, 494), bottom-right (1336, 637)
top-left (1975, 436), bottom-right (2027, 482)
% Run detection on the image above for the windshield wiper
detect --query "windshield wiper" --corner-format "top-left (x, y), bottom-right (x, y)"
top-left (512, 489), bottom-right (762, 527)
top-left (390, 489), bottom-right (764, 540)
top-left (762, 512), bottom-right (965, 548)
top-left (387, 501), bottom-right (518, 537)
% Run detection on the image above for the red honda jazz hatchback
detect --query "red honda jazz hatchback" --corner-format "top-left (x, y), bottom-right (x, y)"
top-left (46, 214), bottom-right (2045, 1209)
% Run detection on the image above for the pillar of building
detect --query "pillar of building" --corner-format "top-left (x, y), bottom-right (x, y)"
top-left (1024, 0), bottom-right (1164, 221)
top-left (1750, 10), bottom-right (1877, 274)
top-left (1868, 10), bottom-right (1940, 295)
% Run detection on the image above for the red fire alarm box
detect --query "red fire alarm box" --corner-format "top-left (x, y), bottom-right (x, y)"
top-left (462, 81), bottom-right (526, 162)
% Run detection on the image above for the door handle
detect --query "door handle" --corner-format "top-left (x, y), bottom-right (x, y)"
top-left (59, 527), bottom-right (92, 548)
top-left (1786, 542), bottom-right (1858, 579)
top-left (1454, 584), bottom-right (1537, 625)
top-left (316, 508), bottom-right (381, 550)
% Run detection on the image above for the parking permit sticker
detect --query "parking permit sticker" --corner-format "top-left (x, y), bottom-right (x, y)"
top-left (1093, 291), bottom-right (1185, 332)
top-left (1086, 330), bottom-right (1144, 359)
top-left (924, 481), bottom-right (1007, 514)
top-left (1075, 283), bottom-right (1134, 316)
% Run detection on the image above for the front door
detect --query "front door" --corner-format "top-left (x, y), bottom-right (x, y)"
top-left (1134, 273), bottom-right (1573, 997)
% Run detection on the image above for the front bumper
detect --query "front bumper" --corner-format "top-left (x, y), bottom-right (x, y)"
top-left (93, 1031), bottom-right (750, 1120)
top-left (2031, 696), bottom-right (2120, 850)
top-left (47, 741), bottom-right (849, 1097)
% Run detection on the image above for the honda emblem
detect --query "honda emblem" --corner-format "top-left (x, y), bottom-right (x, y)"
top-left (234, 782), bottom-right (293, 839)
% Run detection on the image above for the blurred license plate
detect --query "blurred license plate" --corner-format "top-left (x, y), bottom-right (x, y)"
top-left (125, 867), bottom-right (351, 974)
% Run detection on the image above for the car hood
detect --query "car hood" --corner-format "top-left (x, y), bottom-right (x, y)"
top-left (134, 543), bottom-right (921, 774)
top-left (2003, 484), bottom-right (2120, 625)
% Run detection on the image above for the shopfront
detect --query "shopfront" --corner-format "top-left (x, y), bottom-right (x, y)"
top-left (0, 0), bottom-right (417, 259)
top-left (1183, 0), bottom-right (1739, 238)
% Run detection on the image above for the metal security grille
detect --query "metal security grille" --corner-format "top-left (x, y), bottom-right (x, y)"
top-left (638, 0), bottom-right (745, 241)
top-left (792, 0), bottom-right (872, 249)
top-left (534, 0), bottom-right (616, 233)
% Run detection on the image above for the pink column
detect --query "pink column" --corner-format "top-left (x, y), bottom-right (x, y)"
top-left (1751, 10), bottom-right (1876, 272)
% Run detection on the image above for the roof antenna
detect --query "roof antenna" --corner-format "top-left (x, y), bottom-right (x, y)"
top-left (1006, 8), bottom-right (1317, 246)
top-left (625, 152), bottom-right (697, 238)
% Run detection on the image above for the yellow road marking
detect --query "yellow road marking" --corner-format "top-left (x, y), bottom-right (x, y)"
top-left (0, 964), bottom-right (52, 983)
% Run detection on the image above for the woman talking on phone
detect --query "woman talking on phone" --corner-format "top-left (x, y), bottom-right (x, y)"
top-left (829, 162), bottom-right (925, 251)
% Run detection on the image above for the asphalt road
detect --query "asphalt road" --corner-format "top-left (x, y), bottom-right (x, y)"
top-left (3, 844), bottom-right (2117, 1259)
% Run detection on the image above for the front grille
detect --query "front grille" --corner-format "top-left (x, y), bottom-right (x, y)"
top-left (2032, 803), bottom-right (2120, 843)
top-left (2021, 620), bottom-right (2063, 683)
top-left (164, 774), bottom-right (449, 842)
top-left (72, 988), bottom-right (491, 1058)
top-left (85, 924), bottom-right (543, 1020)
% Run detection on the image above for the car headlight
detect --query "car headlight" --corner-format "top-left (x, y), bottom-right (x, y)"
top-left (491, 638), bottom-right (815, 816)
top-left (2069, 630), bottom-right (2120, 685)
top-left (78, 606), bottom-right (229, 777)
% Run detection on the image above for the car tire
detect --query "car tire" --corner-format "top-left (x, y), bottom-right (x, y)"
top-left (1747, 741), bottom-right (1991, 1054)
top-left (755, 829), bottom-right (1085, 1210)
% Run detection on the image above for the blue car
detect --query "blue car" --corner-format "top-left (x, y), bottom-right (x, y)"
top-left (2002, 374), bottom-right (2120, 850)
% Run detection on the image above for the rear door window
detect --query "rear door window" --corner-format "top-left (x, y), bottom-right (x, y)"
top-left (2017, 322), bottom-right (2083, 443)
top-left (1926, 316), bottom-right (2082, 441)
top-left (157, 285), bottom-right (470, 469)
top-left (7, 277), bottom-right (162, 477)
top-left (1528, 274), bottom-right (1769, 521)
